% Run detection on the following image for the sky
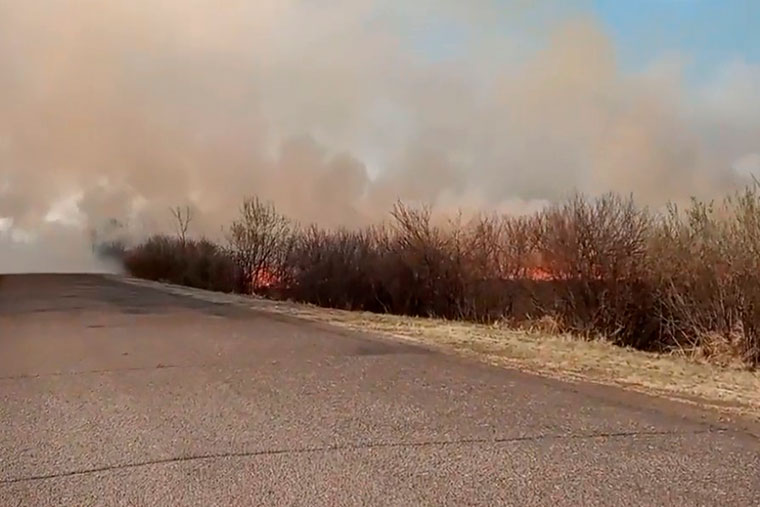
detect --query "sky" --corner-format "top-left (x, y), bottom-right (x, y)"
top-left (593, 0), bottom-right (760, 78)
top-left (406, 1), bottom-right (759, 78)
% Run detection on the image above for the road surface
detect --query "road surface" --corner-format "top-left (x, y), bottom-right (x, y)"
top-left (1, 274), bottom-right (759, 506)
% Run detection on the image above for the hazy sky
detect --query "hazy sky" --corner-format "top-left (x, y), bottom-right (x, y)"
top-left (1, 0), bottom-right (758, 257)
top-left (594, 0), bottom-right (759, 76)
top-left (361, 0), bottom-right (760, 192)
top-left (403, 1), bottom-right (758, 74)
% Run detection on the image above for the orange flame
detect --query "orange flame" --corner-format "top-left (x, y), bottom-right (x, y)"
top-left (523, 266), bottom-right (556, 281)
top-left (516, 252), bottom-right (562, 281)
top-left (252, 267), bottom-right (280, 290)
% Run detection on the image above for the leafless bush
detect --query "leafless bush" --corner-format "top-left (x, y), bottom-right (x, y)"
top-left (283, 225), bottom-right (381, 309)
top-left (123, 186), bottom-right (760, 368)
top-left (227, 196), bottom-right (293, 294)
top-left (386, 202), bottom-right (468, 317)
top-left (279, 202), bottom-right (472, 317)
top-left (531, 193), bottom-right (657, 348)
top-left (650, 188), bottom-right (760, 367)
top-left (124, 235), bottom-right (238, 293)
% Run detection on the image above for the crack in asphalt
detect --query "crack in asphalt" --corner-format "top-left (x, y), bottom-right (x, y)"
top-left (0, 351), bottom-right (427, 381)
top-left (1, 428), bottom-right (727, 485)
top-left (0, 364), bottom-right (210, 381)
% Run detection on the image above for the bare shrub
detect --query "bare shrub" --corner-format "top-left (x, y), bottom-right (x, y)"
top-left (284, 225), bottom-right (381, 309)
top-left (387, 202), bottom-right (469, 318)
top-left (122, 185), bottom-right (760, 368)
top-left (652, 187), bottom-right (760, 367)
top-left (458, 213), bottom-right (538, 322)
top-left (725, 187), bottom-right (760, 366)
top-left (534, 193), bottom-right (656, 348)
top-left (124, 235), bottom-right (238, 293)
top-left (227, 196), bottom-right (293, 294)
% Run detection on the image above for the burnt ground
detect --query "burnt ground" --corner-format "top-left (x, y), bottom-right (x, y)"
top-left (1, 274), bottom-right (759, 506)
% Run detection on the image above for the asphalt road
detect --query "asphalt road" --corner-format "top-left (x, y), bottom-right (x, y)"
top-left (1, 274), bottom-right (759, 506)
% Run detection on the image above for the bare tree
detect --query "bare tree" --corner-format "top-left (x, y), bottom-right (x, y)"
top-left (227, 196), bottom-right (292, 294)
top-left (170, 205), bottom-right (193, 246)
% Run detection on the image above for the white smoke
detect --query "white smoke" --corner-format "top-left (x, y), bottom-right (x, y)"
top-left (0, 1), bottom-right (758, 272)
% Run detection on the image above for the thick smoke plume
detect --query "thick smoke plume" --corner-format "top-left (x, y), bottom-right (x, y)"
top-left (1, 1), bottom-right (758, 271)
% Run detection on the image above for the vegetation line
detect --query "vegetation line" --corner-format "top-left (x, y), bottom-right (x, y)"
top-left (113, 186), bottom-right (760, 369)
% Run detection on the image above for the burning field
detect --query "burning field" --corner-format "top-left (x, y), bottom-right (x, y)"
top-left (122, 190), bottom-right (760, 369)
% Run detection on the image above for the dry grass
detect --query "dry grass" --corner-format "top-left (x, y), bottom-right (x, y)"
top-left (119, 276), bottom-right (760, 421)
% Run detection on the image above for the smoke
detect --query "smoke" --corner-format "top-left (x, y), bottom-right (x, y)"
top-left (1, 1), bottom-right (758, 272)
top-left (0, 226), bottom-right (123, 274)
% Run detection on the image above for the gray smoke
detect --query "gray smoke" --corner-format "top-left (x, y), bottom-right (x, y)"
top-left (1, 1), bottom-right (758, 272)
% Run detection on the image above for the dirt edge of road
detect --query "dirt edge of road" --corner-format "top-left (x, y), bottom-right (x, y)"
top-left (115, 276), bottom-right (760, 426)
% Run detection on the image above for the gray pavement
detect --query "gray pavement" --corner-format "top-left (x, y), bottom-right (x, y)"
top-left (1, 274), bottom-right (759, 506)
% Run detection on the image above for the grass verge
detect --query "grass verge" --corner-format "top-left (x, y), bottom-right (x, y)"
top-left (116, 276), bottom-right (760, 421)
